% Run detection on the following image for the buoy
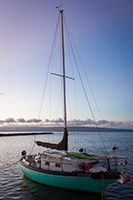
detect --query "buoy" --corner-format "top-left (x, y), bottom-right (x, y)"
top-left (112, 146), bottom-right (117, 150)
top-left (21, 150), bottom-right (26, 156)
top-left (79, 148), bottom-right (84, 152)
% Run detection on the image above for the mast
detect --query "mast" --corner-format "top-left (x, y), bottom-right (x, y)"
top-left (60, 10), bottom-right (68, 151)
top-left (60, 10), bottom-right (67, 130)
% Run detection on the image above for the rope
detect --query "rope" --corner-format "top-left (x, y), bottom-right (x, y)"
top-left (101, 173), bottom-right (104, 200)
top-left (0, 159), bottom-right (20, 170)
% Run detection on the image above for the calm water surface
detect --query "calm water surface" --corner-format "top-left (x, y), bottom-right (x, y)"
top-left (0, 131), bottom-right (133, 200)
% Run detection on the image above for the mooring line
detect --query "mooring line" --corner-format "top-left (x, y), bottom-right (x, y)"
top-left (0, 159), bottom-right (20, 170)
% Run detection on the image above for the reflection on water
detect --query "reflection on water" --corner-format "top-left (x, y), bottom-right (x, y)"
top-left (0, 132), bottom-right (133, 200)
top-left (20, 176), bottom-right (101, 200)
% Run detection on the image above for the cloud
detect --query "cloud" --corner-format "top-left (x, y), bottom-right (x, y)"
top-left (0, 120), bottom-right (5, 124)
top-left (5, 118), bottom-right (16, 123)
top-left (55, 118), bottom-right (64, 123)
top-left (26, 118), bottom-right (42, 123)
top-left (45, 118), bottom-right (64, 124)
top-left (45, 118), bottom-right (125, 127)
top-left (0, 93), bottom-right (4, 95)
top-left (17, 118), bottom-right (26, 123)
top-left (0, 117), bottom-right (133, 129)
top-left (97, 120), bottom-right (124, 127)
top-left (97, 120), bottom-right (109, 125)
top-left (45, 118), bottom-right (98, 126)
top-left (67, 119), bottom-right (128, 128)
top-left (68, 119), bottom-right (95, 126)
top-left (0, 118), bottom-right (42, 124)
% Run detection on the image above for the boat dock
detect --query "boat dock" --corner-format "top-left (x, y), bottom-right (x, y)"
top-left (0, 132), bottom-right (53, 137)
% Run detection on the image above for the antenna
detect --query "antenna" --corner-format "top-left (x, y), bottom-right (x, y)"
top-left (56, 6), bottom-right (62, 11)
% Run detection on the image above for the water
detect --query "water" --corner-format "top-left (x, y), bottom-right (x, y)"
top-left (0, 131), bottom-right (133, 200)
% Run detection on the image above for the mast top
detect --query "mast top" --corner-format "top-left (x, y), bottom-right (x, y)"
top-left (56, 6), bottom-right (63, 12)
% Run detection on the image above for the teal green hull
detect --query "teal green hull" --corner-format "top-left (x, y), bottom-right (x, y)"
top-left (20, 163), bottom-right (117, 193)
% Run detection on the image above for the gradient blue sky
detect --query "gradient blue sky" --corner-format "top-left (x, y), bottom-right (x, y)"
top-left (0, 0), bottom-right (133, 129)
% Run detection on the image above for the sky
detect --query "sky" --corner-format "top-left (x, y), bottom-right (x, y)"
top-left (0, 0), bottom-right (133, 130)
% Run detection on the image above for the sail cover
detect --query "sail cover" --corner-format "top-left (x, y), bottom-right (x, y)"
top-left (35, 128), bottom-right (68, 151)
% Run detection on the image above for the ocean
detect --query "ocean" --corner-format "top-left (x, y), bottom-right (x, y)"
top-left (0, 131), bottom-right (133, 200)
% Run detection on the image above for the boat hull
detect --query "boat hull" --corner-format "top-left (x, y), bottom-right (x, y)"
top-left (20, 161), bottom-right (117, 193)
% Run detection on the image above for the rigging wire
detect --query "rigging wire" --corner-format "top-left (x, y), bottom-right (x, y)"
top-left (37, 14), bottom-right (60, 126)
top-left (64, 17), bottom-right (108, 155)
top-left (63, 20), bottom-right (120, 153)
top-left (65, 29), bottom-right (117, 150)
top-left (29, 13), bottom-right (60, 154)
top-left (64, 25), bottom-right (80, 149)
top-left (47, 18), bottom-right (61, 144)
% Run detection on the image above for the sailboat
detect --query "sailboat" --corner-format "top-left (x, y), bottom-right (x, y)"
top-left (20, 9), bottom-right (131, 194)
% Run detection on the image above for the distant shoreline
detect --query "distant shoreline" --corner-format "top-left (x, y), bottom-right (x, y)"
top-left (0, 132), bottom-right (53, 137)
top-left (0, 126), bottom-right (133, 136)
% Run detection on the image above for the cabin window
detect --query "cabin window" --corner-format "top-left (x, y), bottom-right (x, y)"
top-left (45, 161), bottom-right (50, 166)
top-left (55, 163), bottom-right (61, 168)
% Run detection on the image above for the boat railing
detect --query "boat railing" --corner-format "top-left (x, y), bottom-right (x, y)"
top-left (22, 153), bottom-right (127, 173)
top-left (93, 155), bottom-right (127, 172)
